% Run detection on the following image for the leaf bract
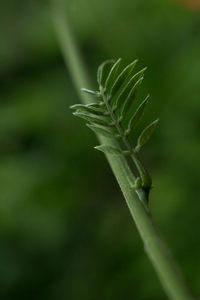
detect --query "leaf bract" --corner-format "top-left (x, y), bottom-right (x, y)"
top-left (94, 145), bottom-right (123, 155)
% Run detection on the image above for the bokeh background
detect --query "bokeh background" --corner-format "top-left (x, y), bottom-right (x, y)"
top-left (1, 0), bottom-right (200, 299)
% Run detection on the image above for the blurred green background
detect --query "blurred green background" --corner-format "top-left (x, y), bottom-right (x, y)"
top-left (1, 0), bottom-right (200, 299)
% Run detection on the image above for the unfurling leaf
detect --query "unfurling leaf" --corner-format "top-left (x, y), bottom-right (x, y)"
top-left (135, 119), bottom-right (159, 152)
top-left (72, 59), bottom-right (158, 160)
top-left (71, 59), bottom-right (157, 199)
top-left (94, 145), bottom-right (123, 155)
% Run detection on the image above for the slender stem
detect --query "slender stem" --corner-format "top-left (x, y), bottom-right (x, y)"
top-left (51, 2), bottom-right (196, 300)
top-left (51, 0), bottom-right (92, 103)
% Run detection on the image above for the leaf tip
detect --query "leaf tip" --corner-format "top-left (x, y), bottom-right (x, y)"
top-left (116, 57), bottom-right (122, 63)
top-left (130, 59), bottom-right (139, 68)
top-left (81, 88), bottom-right (100, 96)
top-left (94, 145), bottom-right (103, 152)
top-left (154, 118), bottom-right (159, 124)
top-left (86, 123), bottom-right (94, 130)
top-left (145, 94), bottom-right (150, 103)
top-left (69, 104), bottom-right (76, 109)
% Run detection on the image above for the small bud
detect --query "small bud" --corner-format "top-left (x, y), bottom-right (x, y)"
top-left (135, 177), bottom-right (142, 189)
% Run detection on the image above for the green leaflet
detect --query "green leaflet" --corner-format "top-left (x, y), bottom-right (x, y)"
top-left (135, 119), bottom-right (159, 152)
top-left (70, 103), bottom-right (105, 115)
top-left (118, 68), bottom-right (147, 117)
top-left (109, 60), bottom-right (138, 98)
top-left (113, 74), bottom-right (143, 112)
top-left (81, 88), bottom-right (100, 97)
top-left (126, 95), bottom-right (149, 135)
top-left (97, 60), bottom-right (115, 88)
top-left (105, 58), bottom-right (121, 94)
top-left (73, 111), bottom-right (111, 127)
top-left (94, 145), bottom-right (123, 155)
top-left (87, 124), bottom-right (117, 138)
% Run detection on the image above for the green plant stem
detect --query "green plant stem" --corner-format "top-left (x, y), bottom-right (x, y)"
top-left (51, 2), bottom-right (195, 299)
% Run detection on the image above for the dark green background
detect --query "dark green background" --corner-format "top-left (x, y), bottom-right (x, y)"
top-left (1, 0), bottom-right (200, 299)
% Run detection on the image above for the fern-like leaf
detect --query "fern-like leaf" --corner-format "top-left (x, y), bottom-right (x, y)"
top-left (71, 59), bottom-right (158, 191)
